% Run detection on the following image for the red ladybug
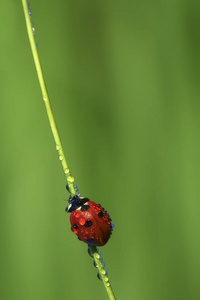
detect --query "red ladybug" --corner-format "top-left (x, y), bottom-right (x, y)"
top-left (65, 196), bottom-right (113, 246)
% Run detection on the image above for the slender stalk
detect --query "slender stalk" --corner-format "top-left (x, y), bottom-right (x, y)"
top-left (91, 246), bottom-right (116, 300)
top-left (22, 1), bottom-right (116, 299)
top-left (22, 0), bottom-right (76, 196)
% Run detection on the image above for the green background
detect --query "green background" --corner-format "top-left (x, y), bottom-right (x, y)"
top-left (1, 0), bottom-right (200, 299)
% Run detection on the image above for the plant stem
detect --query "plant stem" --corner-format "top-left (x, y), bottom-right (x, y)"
top-left (22, 1), bottom-right (116, 299)
top-left (91, 246), bottom-right (116, 300)
top-left (21, 0), bottom-right (76, 196)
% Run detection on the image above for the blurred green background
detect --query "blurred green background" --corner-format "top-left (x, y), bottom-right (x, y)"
top-left (1, 0), bottom-right (200, 299)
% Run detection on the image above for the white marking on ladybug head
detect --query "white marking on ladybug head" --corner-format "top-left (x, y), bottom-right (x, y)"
top-left (67, 204), bottom-right (72, 211)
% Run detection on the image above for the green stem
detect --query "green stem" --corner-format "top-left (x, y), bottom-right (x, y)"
top-left (90, 246), bottom-right (116, 300)
top-left (22, 1), bottom-right (116, 299)
top-left (21, 0), bottom-right (76, 196)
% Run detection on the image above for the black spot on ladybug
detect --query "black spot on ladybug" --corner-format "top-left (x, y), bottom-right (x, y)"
top-left (72, 224), bottom-right (78, 229)
top-left (98, 211), bottom-right (104, 218)
top-left (81, 205), bottom-right (90, 212)
top-left (84, 220), bottom-right (93, 227)
top-left (87, 238), bottom-right (94, 245)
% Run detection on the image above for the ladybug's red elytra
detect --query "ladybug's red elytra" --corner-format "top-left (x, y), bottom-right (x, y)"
top-left (66, 196), bottom-right (113, 246)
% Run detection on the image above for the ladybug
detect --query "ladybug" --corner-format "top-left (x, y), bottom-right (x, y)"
top-left (65, 195), bottom-right (113, 246)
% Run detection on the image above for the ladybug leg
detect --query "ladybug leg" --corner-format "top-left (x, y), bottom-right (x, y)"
top-left (66, 184), bottom-right (71, 195)
top-left (66, 184), bottom-right (73, 202)
top-left (66, 183), bottom-right (80, 198)
top-left (75, 185), bottom-right (80, 196)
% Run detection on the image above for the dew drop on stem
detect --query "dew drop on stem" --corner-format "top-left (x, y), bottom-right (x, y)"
top-left (106, 282), bottom-right (111, 287)
top-left (97, 272), bottom-right (102, 281)
top-left (87, 246), bottom-right (93, 258)
top-left (64, 168), bottom-right (70, 175)
top-left (67, 176), bottom-right (74, 183)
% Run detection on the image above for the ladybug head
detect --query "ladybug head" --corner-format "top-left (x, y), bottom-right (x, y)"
top-left (65, 196), bottom-right (89, 213)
